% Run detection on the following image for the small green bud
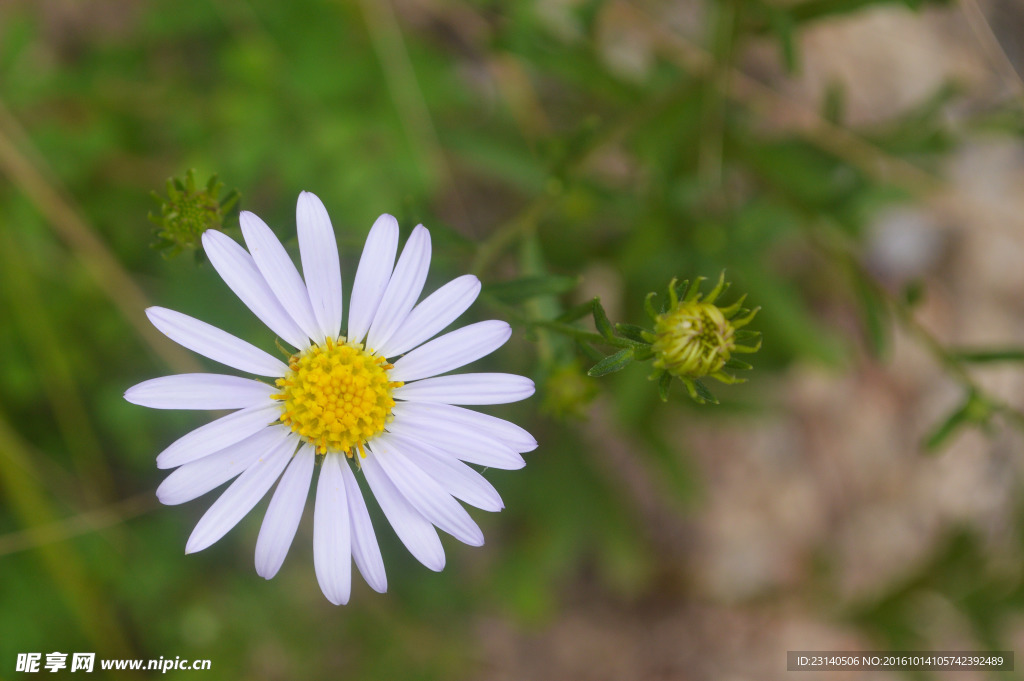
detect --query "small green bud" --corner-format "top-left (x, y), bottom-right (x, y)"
top-left (149, 169), bottom-right (240, 258)
top-left (645, 272), bottom-right (760, 403)
top-left (542, 361), bottom-right (600, 420)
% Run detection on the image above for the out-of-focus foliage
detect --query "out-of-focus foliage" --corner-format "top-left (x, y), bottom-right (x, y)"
top-left (1, 0), bottom-right (1022, 678)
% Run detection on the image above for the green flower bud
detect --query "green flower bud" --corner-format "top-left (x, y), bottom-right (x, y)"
top-left (542, 360), bottom-right (600, 419)
top-left (149, 169), bottom-right (239, 258)
top-left (645, 272), bottom-right (760, 403)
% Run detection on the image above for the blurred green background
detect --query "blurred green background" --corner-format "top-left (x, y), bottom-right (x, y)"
top-left (3, 0), bottom-right (1024, 678)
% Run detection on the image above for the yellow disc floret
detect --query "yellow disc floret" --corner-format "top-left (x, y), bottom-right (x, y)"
top-left (272, 338), bottom-right (402, 457)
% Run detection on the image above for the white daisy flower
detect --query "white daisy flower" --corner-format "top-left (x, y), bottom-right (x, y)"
top-left (126, 192), bottom-right (536, 605)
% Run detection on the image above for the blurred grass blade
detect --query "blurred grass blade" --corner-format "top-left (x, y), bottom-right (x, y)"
top-left (949, 348), bottom-right (1024, 363)
top-left (853, 271), bottom-right (890, 358)
top-left (0, 412), bottom-right (135, 658)
top-left (0, 228), bottom-right (114, 504)
top-left (0, 102), bottom-right (198, 373)
top-left (924, 392), bottom-right (992, 452)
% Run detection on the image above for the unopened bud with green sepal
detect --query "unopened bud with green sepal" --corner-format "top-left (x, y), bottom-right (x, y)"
top-left (149, 169), bottom-right (239, 258)
top-left (643, 272), bottom-right (760, 404)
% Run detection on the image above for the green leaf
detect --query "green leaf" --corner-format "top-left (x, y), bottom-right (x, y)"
top-left (577, 341), bottom-right (604, 362)
top-left (592, 298), bottom-right (614, 340)
top-left (724, 357), bottom-right (753, 371)
top-left (557, 300), bottom-right (596, 323)
top-left (484, 275), bottom-right (579, 305)
top-left (587, 348), bottom-right (635, 377)
top-left (615, 323), bottom-right (649, 343)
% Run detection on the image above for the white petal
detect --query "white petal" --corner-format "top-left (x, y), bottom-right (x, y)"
top-left (184, 432), bottom-right (296, 554)
top-left (146, 307), bottom-right (288, 377)
top-left (202, 230), bottom-right (309, 350)
top-left (297, 192), bottom-right (342, 340)
top-left (156, 402), bottom-right (282, 470)
top-left (157, 427), bottom-right (288, 505)
top-left (384, 431), bottom-right (503, 512)
top-left (365, 225), bottom-right (431, 352)
top-left (392, 373), bottom-right (535, 405)
top-left (125, 374), bottom-right (276, 410)
top-left (392, 401), bottom-right (537, 453)
top-left (347, 214), bottom-right (399, 343)
top-left (339, 462), bottom-right (387, 593)
top-left (389, 321), bottom-right (511, 382)
top-left (255, 443), bottom-right (315, 579)
top-left (379, 275), bottom-right (481, 357)
top-left (314, 454), bottom-right (352, 605)
top-left (361, 446), bottom-right (445, 571)
top-left (387, 411), bottom-right (525, 470)
top-left (371, 434), bottom-right (484, 546)
top-left (240, 211), bottom-right (321, 342)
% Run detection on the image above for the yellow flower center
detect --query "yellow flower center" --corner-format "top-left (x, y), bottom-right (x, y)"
top-left (272, 338), bottom-right (402, 457)
top-left (652, 301), bottom-right (735, 379)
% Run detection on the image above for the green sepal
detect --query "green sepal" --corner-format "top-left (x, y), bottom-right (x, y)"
top-left (644, 292), bottom-right (659, 321)
top-left (724, 357), bottom-right (753, 371)
top-left (692, 379), bottom-right (719, 405)
top-left (657, 372), bottom-right (672, 402)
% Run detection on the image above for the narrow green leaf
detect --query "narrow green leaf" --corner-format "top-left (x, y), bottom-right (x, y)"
top-left (587, 348), bottom-right (635, 377)
top-left (557, 300), bottom-right (596, 323)
top-left (592, 298), bottom-right (614, 340)
top-left (577, 341), bottom-right (604, 362)
top-left (615, 323), bottom-right (649, 343)
top-left (724, 357), bottom-right (753, 371)
top-left (484, 275), bottom-right (579, 304)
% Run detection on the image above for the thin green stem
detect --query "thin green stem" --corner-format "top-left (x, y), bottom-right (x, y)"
top-left (529, 319), bottom-right (643, 349)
